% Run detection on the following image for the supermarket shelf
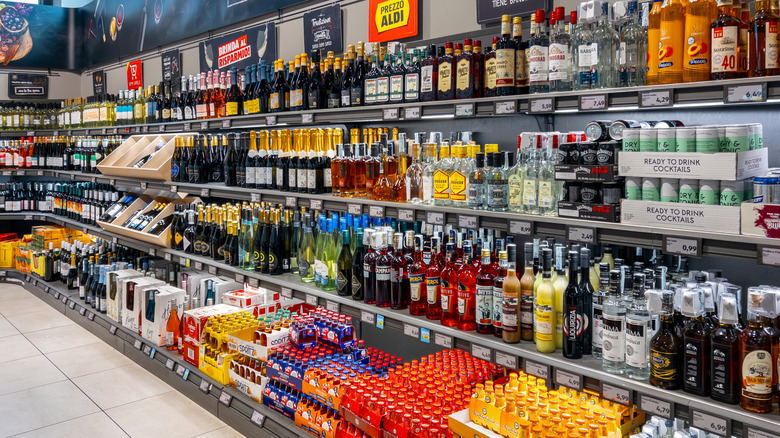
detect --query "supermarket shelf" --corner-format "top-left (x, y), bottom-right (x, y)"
top-left (3, 270), bottom-right (300, 438)
top-left (1, 77), bottom-right (780, 138)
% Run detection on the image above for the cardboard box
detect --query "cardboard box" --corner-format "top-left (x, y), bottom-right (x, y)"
top-left (558, 201), bottom-right (620, 222)
top-left (178, 272), bottom-right (210, 310)
top-left (198, 344), bottom-right (234, 385)
top-left (198, 277), bottom-right (242, 308)
top-left (620, 199), bottom-right (741, 234)
top-left (229, 368), bottom-right (268, 404)
top-left (222, 289), bottom-right (266, 308)
top-left (121, 277), bottom-right (166, 333)
top-left (140, 285), bottom-right (185, 347)
top-left (226, 326), bottom-right (289, 361)
top-left (106, 269), bottom-right (143, 322)
top-left (448, 409), bottom-right (502, 438)
top-left (97, 134), bottom-right (180, 181)
top-left (617, 148), bottom-right (768, 181)
top-left (554, 164), bottom-right (618, 182)
top-left (182, 304), bottom-right (244, 346)
top-left (182, 340), bottom-right (199, 366)
top-left (0, 240), bottom-right (20, 268)
top-left (741, 201), bottom-right (780, 238)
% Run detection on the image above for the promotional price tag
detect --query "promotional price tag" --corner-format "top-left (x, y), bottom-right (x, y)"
top-left (747, 427), bottom-right (780, 438)
top-left (403, 323), bottom-right (420, 338)
top-left (149, 348), bottom-right (156, 359)
top-left (495, 101), bottom-right (516, 114)
top-left (361, 311), bottom-right (375, 324)
top-left (663, 236), bottom-right (702, 257)
top-left (208, 265), bottom-right (217, 275)
top-left (509, 220), bottom-right (533, 236)
top-left (471, 344), bottom-right (492, 362)
top-left (397, 209), bottom-right (415, 222)
top-left (369, 205), bottom-right (385, 218)
top-left (579, 95), bottom-right (608, 111)
top-left (109, 325), bottom-right (118, 335)
top-left (306, 295), bottom-right (318, 306)
top-left (281, 287), bottom-right (293, 299)
top-left (759, 246), bottom-right (780, 267)
top-left (601, 382), bottom-right (631, 406)
top-left (347, 204), bottom-right (362, 215)
top-left (495, 351), bottom-right (518, 369)
top-left (219, 391), bottom-right (232, 407)
top-left (221, 119), bottom-right (231, 129)
top-left (87, 312), bottom-right (95, 322)
top-left (691, 410), bottom-right (730, 436)
top-left (404, 106), bottom-right (421, 119)
top-left (725, 82), bottom-right (767, 103)
top-left (310, 199), bottom-right (323, 210)
top-left (326, 301), bottom-right (339, 313)
top-left (638, 395), bottom-right (672, 419)
top-left (455, 103), bottom-right (475, 117)
top-left (426, 211), bottom-right (445, 226)
top-left (554, 369), bottom-right (583, 391)
top-left (420, 327), bottom-right (430, 343)
top-left (199, 121), bottom-right (209, 130)
top-left (376, 315), bottom-right (384, 329)
top-left (79, 307), bottom-right (86, 316)
top-left (200, 380), bottom-right (211, 393)
top-left (567, 226), bottom-right (595, 244)
top-left (383, 108), bottom-right (399, 120)
top-left (302, 113), bottom-right (314, 124)
top-left (458, 215), bottom-right (478, 229)
top-left (166, 359), bottom-right (175, 370)
top-left (434, 333), bottom-right (452, 348)
top-left (266, 116), bottom-right (277, 126)
top-left (529, 98), bottom-right (554, 113)
top-left (639, 90), bottom-right (672, 108)
top-left (285, 197), bottom-right (297, 208)
top-left (200, 188), bottom-right (210, 198)
top-left (184, 369), bottom-right (190, 380)
top-left (251, 410), bottom-right (266, 428)
top-left (523, 359), bottom-right (549, 380)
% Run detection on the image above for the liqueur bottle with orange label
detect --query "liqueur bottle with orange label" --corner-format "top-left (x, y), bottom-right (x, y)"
top-left (684, 0), bottom-right (718, 81)
top-left (749, 0), bottom-right (780, 77)
top-left (739, 289), bottom-right (774, 413)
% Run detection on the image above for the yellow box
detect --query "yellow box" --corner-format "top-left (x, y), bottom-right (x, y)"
top-left (198, 345), bottom-right (235, 385)
top-left (0, 240), bottom-right (21, 268)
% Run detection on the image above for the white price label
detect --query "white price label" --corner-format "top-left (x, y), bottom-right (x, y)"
top-left (383, 108), bottom-right (399, 120)
top-left (101, 128), bottom-right (107, 135)
top-left (24, 215), bottom-right (32, 221)
top-left (403, 323), bottom-right (420, 338)
top-left (524, 359), bottom-right (549, 380)
top-left (664, 236), bottom-right (701, 257)
top-left (285, 196), bottom-right (297, 207)
top-left (509, 220), bottom-right (533, 235)
top-left (164, 253), bottom-right (171, 261)
top-left (529, 98), bottom-right (554, 113)
top-left (692, 410), bottom-right (730, 436)
top-left (61, 296), bottom-right (68, 304)
top-left (194, 262), bottom-right (202, 270)
top-left (455, 103), bottom-right (475, 117)
top-left (404, 106), bottom-right (421, 119)
top-left (149, 248), bottom-right (156, 257)
top-left (302, 113), bottom-right (314, 124)
top-left (495, 100), bottom-right (516, 114)
top-left (747, 427), bottom-right (780, 438)
top-left (180, 257), bottom-right (188, 265)
top-left (87, 312), bottom-right (95, 322)
top-left (176, 364), bottom-right (186, 377)
top-left (639, 395), bottom-right (672, 419)
top-left (251, 192), bottom-right (261, 202)
top-left (579, 95), bottom-right (608, 111)
top-left (310, 199), bottom-right (323, 210)
top-left (567, 226), bottom-right (595, 244)
top-left (265, 116), bottom-right (277, 126)
top-left (434, 333), bottom-right (453, 349)
top-left (306, 295), bottom-right (318, 306)
top-left (184, 123), bottom-right (192, 131)
top-left (52, 291), bottom-right (60, 300)
top-left (112, 237), bottom-right (118, 244)
top-left (37, 170), bottom-right (43, 176)
top-left (199, 121), bottom-right (209, 130)
top-left (159, 125), bottom-right (166, 132)
top-left (200, 188), bottom-right (209, 198)
top-left (219, 391), bottom-right (232, 407)
top-left (208, 265), bottom-right (217, 275)
top-left (360, 310), bottom-right (375, 324)
top-left (725, 83), bottom-right (766, 103)
top-left (347, 204), bottom-right (362, 215)
top-left (248, 278), bottom-right (259, 288)
top-left (369, 205), bottom-right (384, 218)
top-left (471, 344), bottom-right (492, 361)
top-left (601, 382), bottom-right (631, 406)
top-left (639, 90), bottom-right (672, 107)
top-left (326, 300), bottom-right (339, 313)
top-left (79, 307), bottom-right (86, 316)
top-left (221, 119), bottom-right (231, 128)
top-left (495, 352), bottom-right (518, 369)
top-left (141, 126), bottom-right (149, 133)
top-left (397, 208), bottom-right (415, 222)
top-left (143, 345), bottom-right (151, 355)
top-left (281, 287), bottom-right (293, 299)
top-left (426, 211), bottom-right (445, 226)
top-left (70, 173), bottom-right (76, 180)
top-left (759, 246), bottom-right (780, 267)
top-left (166, 359), bottom-right (175, 370)
top-left (200, 380), bottom-right (211, 393)
top-left (554, 369), bottom-right (582, 391)
top-left (458, 215), bottom-right (478, 229)
top-left (251, 410), bottom-right (266, 427)
top-left (53, 130), bottom-right (59, 136)
top-left (109, 325), bottom-right (118, 335)
top-left (140, 182), bottom-right (148, 190)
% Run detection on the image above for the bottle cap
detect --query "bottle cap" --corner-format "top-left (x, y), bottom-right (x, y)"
top-left (475, 152), bottom-right (484, 168)
top-left (507, 243), bottom-right (518, 265)
top-left (645, 289), bottom-right (673, 315)
top-left (535, 9), bottom-right (545, 21)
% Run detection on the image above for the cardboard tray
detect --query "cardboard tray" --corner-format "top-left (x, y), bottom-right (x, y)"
top-left (97, 134), bottom-right (183, 181)
top-left (617, 148), bottom-right (768, 181)
top-left (741, 201), bottom-right (780, 238)
top-left (228, 368), bottom-right (268, 403)
top-left (558, 201), bottom-right (620, 222)
top-left (620, 199), bottom-right (741, 234)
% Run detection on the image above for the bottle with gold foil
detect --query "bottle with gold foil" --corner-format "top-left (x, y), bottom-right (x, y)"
top-left (496, 15), bottom-right (517, 95)
top-left (437, 42), bottom-right (456, 100)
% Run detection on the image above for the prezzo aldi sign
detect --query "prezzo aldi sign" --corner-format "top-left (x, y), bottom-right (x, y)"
top-left (369, 0), bottom-right (418, 43)
top-left (126, 60), bottom-right (143, 90)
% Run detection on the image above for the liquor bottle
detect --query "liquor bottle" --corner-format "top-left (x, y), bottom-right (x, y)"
top-left (405, 142), bottom-right (424, 204)
top-left (455, 240), bottom-right (476, 331)
top-left (537, 143), bottom-right (556, 216)
top-left (534, 248), bottom-right (555, 352)
top-left (335, 229), bottom-right (353, 297)
top-left (475, 248), bottom-right (495, 335)
top-left (577, 249), bottom-right (594, 355)
top-left (389, 53), bottom-right (405, 103)
top-left (374, 231), bottom-right (392, 307)
top-left (350, 42), bottom-right (365, 106)
top-left (405, 49), bottom-right (421, 102)
top-left (626, 272), bottom-right (651, 379)
top-left (649, 289), bottom-right (683, 389)
top-left (341, 46), bottom-right (355, 107)
top-left (269, 60), bottom-right (284, 112)
top-left (420, 45), bottom-right (439, 102)
top-left (749, 0), bottom-right (780, 77)
top-left (390, 232), bottom-right (412, 310)
top-left (515, 242), bottom-right (534, 341)
top-left (362, 230), bottom-right (378, 304)
top-left (425, 236), bottom-right (443, 320)
top-left (308, 50), bottom-right (325, 109)
top-left (711, 0), bottom-right (749, 79)
top-left (496, 244), bottom-right (520, 343)
top-left (563, 250), bottom-right (584, 359)
top-left (602, 269), bottom-right (626, 373)
top-left (467, 152), bottom-right (486, 210)
top-left (196, 73), bottom-right (209, 119)
top-left (483, 37), bottom-right (499, 97)
top-left (659, 0), bottom-right (685, 84)
top-left (739, 289), bottom-right (774, 412)
top-left (161, 83), bottom-right (172, 122)
top-left (685, 0), bottom-right (719, 82)
top-left (350, 228), bottom-right (365, 300)
top-left (325, 56), bottom-right (340, 109)
top-left (322, 218), bottom-right (338, 290)
top-left (437, 42), bottom-right (455, 101)
top-left (528, 9), bottom-right (550, 93)
top-left (621, 1), bottom-right (647, 86)
top-left (295, 53), bottom-right (310, 110)
top-left (549, 7), bottom-right (572, 92)
top-left (226, 68), bottom-right (243, 116)
top-left (595, 3), bottom-right (620, 88)
top-left (240, 209), bottom-right (255, 271)
top-left (456, 39), bottom-right (478, 99)
top-left (513, 17), bottom-right (528, 94)
top-left (711, 291), bottom-right (741, 404)
top-left (299, 214), bottom-right (315, 282)
top-left (496, 15), bottom-right (517, 95)
top-left (409, 234), bottom-right (427, 316)
top-left (681, 287), bottom-right (712, 396)
top-left (486, 152), bottom-right (508, 212)
top-left (440, 242), bottom-right (459, 327)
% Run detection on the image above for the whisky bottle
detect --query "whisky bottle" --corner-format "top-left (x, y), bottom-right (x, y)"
top-left (648, 289), bottom-right (683, 389)
top-left (711, 291), bottom-right (742, 404)
top-left (682, 287), bottom-right (712, 396)
top-left (739, 289), bottom-right (775, 412)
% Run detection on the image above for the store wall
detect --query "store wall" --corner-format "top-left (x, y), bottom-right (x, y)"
top-left (0, 71), bottom-right (82, 101)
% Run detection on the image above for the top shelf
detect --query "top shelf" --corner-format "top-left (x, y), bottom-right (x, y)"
top-left (1, 77), bottom-right (779, 137)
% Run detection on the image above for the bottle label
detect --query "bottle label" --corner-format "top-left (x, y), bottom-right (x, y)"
top-left (538, 181), bottom-right (553, 208)
top-left (684, 339), bottom-right (706, 391)
top-left (495, 49), bottom-right (515, 88)
top-left (522, 179), bottom-right (537, 206)
top-left (426, 276), bottom-right (439, 304)
top-left (196, 104), bottom-right (208, 118)
top-left (578, 44), bottom-right (595, 69)
top-left (742, 349), bottom-right (773, 397)
top-left (711, 26), bottom-right (739, 73)
top-left (625, 317), bottom-right (648, 368)
top-left (534, 300), bottom-right (553, 340)
top-left (337, 271), bottom-right (348, 293)
top-left (548, 43), bottom-right (569, 81)
top-left (467, 176), bottom-right (484, 207)
top-left (659, 19), bottom-right (683, 71)
top-left (323, 168), bottom-right (332, 188)
top-left (376, 77), bottom-right (390, 102)
top-left (390, 74), bottom-right (404, 101)
top-left (376, 265), bottom-right (390, 281)
top-left (308, 90), bottom-right (320, 108)
top-left (563, 305), bottom-right (585, 340)
top-left (184, 106), bottom-right (194, 119)
top-left (767, 22), bottom-right (780, 68)
top-left (226, 102), bottom-right (239, 116)
top-left (422, 175), bottom-right (434, 202)
top-left (432, 169), bottom-right (450, 199)
top-left (488, 181), bottom-right (508, 207)
top-left (508, 174), bottom-right (523, 207)
top-left (651, 348), bottom-right (680, 383)
top-left (307, 169), bottom-right (317, 189)
top-left (528, 45), bottom-right (549, 83)
top-left (520, 291), bottom-right (534, 329)
top-left (420, 65), bottom-right (434, 93)
top-left (410, 273), bottom-right (425, 301)
top-left (602, 313), bottom-right (625, 362)
top-left (351, 273), bottom-right (362, 296)
top-left (492, 286), bottom-right (503, 328)
top-left (502, 296), bottom-right (519, 332)
top-left (405, 73), bottom-right (419, 100)
top-left (438, 62), bottom-right (452, 92)
top-left (712, 344), bottom-right (736, 397)
top-left (290, 89), bottom-right (303, 108)
top-left (456, 58), bottom-right (471, 91)
top-left (449, 170), bottom-right (467, 201)
top-left (515, 48), bottom-right (527, 86)
top-left (341, 89), bottom-right (351, 107)
top-left (476, 285), bottom-right (492, 325)
top-left (684, 14), bottom-right (711, 72)
top-left (485, 58), bottom-right (497, 90)
top-left (456, 286), bottom-right (470, 315)
top-left (441, 282), bottom-right (453, 312)
top-left (365, 78), bottom-right (377, 103)
top-left (350, 86), bottom-right (362, 106)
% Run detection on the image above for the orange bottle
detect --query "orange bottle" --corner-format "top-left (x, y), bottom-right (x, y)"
top-left (659, 0), bottom-right (686, 83)
top-left (647, 0), bottom-right (664, 85)
top-left (684, 0), bottom-right (718, 81)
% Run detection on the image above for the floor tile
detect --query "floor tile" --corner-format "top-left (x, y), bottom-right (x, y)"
top-left (0, 315), bottom-right (18, 338)
top-left (46, 342), bottom-right (133, 379)
top-left (106, 391), bottom-right (226, 438)
top-left (192, 426), bottom-right (245, 438)
top-left (5, 308), bottom-right (75, 333)
top-left (0, 334), bottom-right (40, 364)
top-left (0, 355), bottom-right (67, 397)
top-left (12, 412), bottom-right (130, 438)
top-left (72, 363), bottom-right (172, 410)
top-left (0, 296), bottom-right (52, 317)
top-left (24, 323), bottom-right (101, 354)
top-left (0, 380), bottom-right (100, 436)
top-left (0, 285), bottom-right (32, 302)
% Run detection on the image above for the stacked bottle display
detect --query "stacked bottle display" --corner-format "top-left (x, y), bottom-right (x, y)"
top-left (0, 136), bottom-right (122, 173)
top-left (0, 181), bottom-right (116, 222)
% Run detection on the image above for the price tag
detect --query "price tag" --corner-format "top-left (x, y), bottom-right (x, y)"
top-left (183, 369), bottom-right (190, 380)
top-left (79, 307), bottom-right (86, 316)
top-left (376, 315), bottom-right (385, 329)
top-left (471, 344), bottom-right (492, 362)
top-left (140, 182), bottom-right (148, 190)
top-left (281, 287), bottom-right (293, 299)
top-left (87, 312), bottom-right (95, 322)
top-left (691, 409), bottom-right (730, 436)
top-left (149, 248), bottom-right (156, 257)
top-left (455, 103), bottom-right (475, 117)
top-left (200, 188), bottom-right (210, 198)
top-left (193, 261), bottom-right (203, 270)
top-left (112, 237), bottom-right (118, 244)
top-left (61, 296), bottom-right (68, 304)
top-left (180, 257), bottom-right (188, 265)
top-left (53, 130), bottom-right (59, 136)
top-left (251, 193), bottom-right (261, 202)
top-left (434, 332), bottom-right (452, 349)
top-left (111, 128), bottom-right (118, 134)
top-left (159, 125), bottom-right (166, 133)
top-left (567, 225), bottom-right (595, 244)
top-left (579, 94), bottom-right (608, 111)
top-left (109, 325), bottom-right (118, 335)
top-left (404, 106), bottom-right (421, 119)
top-left (235, 274), bottom-right (246, 284)
top-left (176, 364), bottom-right (186, 377)
top-left (663, 236), bottom-right (702, 257)
top-left (554, 369), bottom-right (583, 391)
top-left (142, 345), bottom-right (151, 355)
top-left (266, 116), bottom-right (277, 126)
top-left (747, 427), bottom-right (780, 438)
top-left (403, 323), bottom-right (420, 338)
top-left (221, 119), bottom-right (231, 129)
top-left (360, 310), bottom-right (375, 324)
top-left (495, 351), bottom-right (518, 369)
top-left (725, 82), bottom-right (767, 103)
top-left (24, 215), bottom-right (32, 221)
top-left (248, 278), bottom-right (259, 288)
top-left (310, 199), bottom-right (323, 210)
top-left (639, 89), bottom-right (672, 108)
top-left (326, 300), bottom-right (339, 313)
top-left (529, 97), bottom-right (554, 113)
top-left (26, 130), bottom-right (35, 136)
top-left (759, 246), bottom-right (780, 267)
top-left (37, 170), bottom-right (43, 176)
top-left (208, 265), bottom-right (217, 275)
top-left (523, 359), bottom-right (549, 380)
top-left (70, 173), bottom-right (76, 181)
top-left (495, 101), bottom-right (516, 114)
top-left (251, 410), bottom-right (266, 428)
top-left (200, 379), bottom-right (211, 393)
top-left (426, 211), bottom-right (445, 226)
top-left (601, 382), bottom-right (631, 406)
top-left (638, 395), bottom-right (672, 419)
top-left (164, 253), bottom-right (171, 261)
top-left (383, 108), bottom-right (399, 120)
top-left (302, 113), bottom-right (314, 124)
top-left (166, 359), bottom-right (175, 370)
top-left (369, 205), bottom-right (385, 218)
top-left (420, 327), bottom-right (430, 343)
top-left (199, 121), bottom-right (209, 130)
top-left (347, 204), bottom-right (362, 215)
top-left (397, 208), bottom-right (415, 222)
top-left (285, 196), bottom-right (297, 208)
top-left (509, 220), bottom-right (533, 236)
top-left (306, 295), bottom-right (318, 306)
top-left (134, 126), bottom-right (141, 134)
top-left (458, 215), bottom-right (478, 229)
top-left (184, 122), bottom-right (192, 131)
top-left (219, 391), bottom-right (232, 407)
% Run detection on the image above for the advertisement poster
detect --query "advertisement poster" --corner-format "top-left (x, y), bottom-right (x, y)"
top-left (368, 0), bottom-right (418, 43)
top-left (126, 59), bottom-right (143, 90)
top-left (161, 49), bottom-right (180, 83)
top-left (303, 4), bottom-right (342, 54)
top-left (198, 22), bottom-right (276, 72)
top-left (92, 70), bottom-right (106, 95)
top-left (0, 3), bottom-right (79, 69)
top-left (7, 73), bottom-right (48, 98)
top-left (475, 0), bottom-right (547, 23)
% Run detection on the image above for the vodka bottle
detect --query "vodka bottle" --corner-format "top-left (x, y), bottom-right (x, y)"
top-left (549, 7), bottom-right (573, 91)
top-left (626, 272), bottom-right (652, 380)
top-left (572, 10), bottom-right (596, 90)
top-left (594, 2), bottom-right (621, 88)
top-left (619, 0), bottom-right (647, 86)
top-left (528, 9), bottom-right (551, 93)
top-left (602, 269), bottom-right (626, 374)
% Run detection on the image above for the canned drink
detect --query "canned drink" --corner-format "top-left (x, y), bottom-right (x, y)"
top-left (717, 126), bottom-right (730, 152)
top-left (679, 179), bottom-right (699, 203)
top-left (609, 120), bottom-right (651, 140)
top-left (724, 125), bottom-right (749, 153)
top-left (654, 120), bottom-right (685, 128)
top-left (748, 123), bottom-right (763, 150)
top-left (597, 142), bottom-right (618, 165)
top-left (642, 177), bottom-right (661, 201)
top-left (602, 182), bottom-right (623, 204)
top-left (565, 181), bottom-right (582, 202)
top-left (625, 177), bottom-right (642, 200)
top-left (558, 143), bottom-right (574, 164)
top-left (675, 127), bottom-right (696, 152)
top-left (585, 120), bottom-right (612, 142)
top-left (660, 179), bottom-right (680, 202)
top-left (639, 129), bottom-right (658, 152)
top-left (656, 127), bottom-right (677, 152)
top-left (698, 179), bottom-right (720, 205)
top-left (696, 126), bottom-right (719, 153)
top-left (719, 180), bottom-right (745, 206)
top-left (622, 128), bottom-right (641, 152)
top-left (753, 176), bottom-right (779, 203)
top-left (580, 142), bottom-right (599, 165)
top-left (580, 182), bottom-right (601, 204)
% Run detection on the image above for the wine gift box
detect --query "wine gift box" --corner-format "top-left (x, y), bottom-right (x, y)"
top-left (141, 285), bottom-right (185, 347)
top-left (97, 134), bottom-right (182, 181)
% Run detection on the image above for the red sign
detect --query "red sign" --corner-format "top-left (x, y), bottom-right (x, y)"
top-left (126, 60), bottom-right (143, 90)
top-left (368, 0), bottom-right (418, 43)
top-left (217, 34), bottom-right (252, 69)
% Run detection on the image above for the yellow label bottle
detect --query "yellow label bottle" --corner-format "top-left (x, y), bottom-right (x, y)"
top-left (684, 0), bottom-right (718, 81)
top-left (535, 248), bottom-right (556, 353)
top-left (659, 0), bottom-right (685, 84)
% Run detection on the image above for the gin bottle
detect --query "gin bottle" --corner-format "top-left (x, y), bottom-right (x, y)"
top-left (602, 269), bottom-right (626, 374)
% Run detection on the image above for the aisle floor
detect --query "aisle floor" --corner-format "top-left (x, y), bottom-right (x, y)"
top-left (0, 283), bottom-right (245, 438)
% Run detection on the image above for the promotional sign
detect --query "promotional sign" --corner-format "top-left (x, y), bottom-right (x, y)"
top-left (198, 22), bottom-right (276, 72)
top-left (476, 0), bottom-right (548, 23)
top-left (7, 73), bottom-right (48, 98)
top-left (368, 0), bottom-right (418, 43)
top-left (0, 3), bottom-right (79, 69)
top-left (161, 49), bottom-right (181, 83)
top-left (303, 4), bottom-right (342, 53)
top-left (92, 70), bottom-right (106, 95)
top-left (126, 59), bottom-right (143, 90)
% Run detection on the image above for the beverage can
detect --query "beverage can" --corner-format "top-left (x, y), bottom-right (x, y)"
top-left (585, 120), bottom-right (612, 142)
top-left (698, 179), bottom-right (719, 205)
top-left (601, 183), bottom-right (622, 204)
top-left (580, 142), bottom-right (599, 165)
top-left (597, 142), bottom-right (618, 165)
top-left (724, 125), bottom-right (749, 153)
top-left (717, 126), bottom-right (729, 152)
top-left (660, 178), bottom-right (679, 202)
top-left (642, 177), bottom-right (661, 201)
top-left (558, 143), bottom-right (575, 164)
top-left (695, 126), bottom-right (719, 153)
top-left (748, 123), bottom-right (763, 150)
top-left (625, 177), bottom-right (642, 200)
top-left (719, 180), bottom-right (744, 206)
top-left (565, 181), bottom-right (582, 202)
top-left (675, 127), bottom-right (696, 152)
top-left (622, 128), bottom-right (640, 152)
top-left (656, 127), bottom-right (677, 152)
top-left (679, 179), bottom-right (699, 203)
top-left (639, 129), bottom-right (658, 152)
top-left (753, 176), bottom-right (779, 203)
top-left (581, 182), bottom-right (601, 204)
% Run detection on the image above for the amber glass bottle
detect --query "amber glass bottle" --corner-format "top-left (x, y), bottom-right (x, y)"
top-left (749, 0), bottom-right (780, 77)
top-left (650, 313), bottom-right (683, 389)
top-left (711, 0), bottom-right (749, 79)
top-left (710, 293), bottom-right (741, 404)
top-left (739, 290), bottom-right (774, 413)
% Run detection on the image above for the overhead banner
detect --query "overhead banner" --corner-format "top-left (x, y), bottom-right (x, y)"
top-left (476, 0), bottom-right (548, 23)
top-left (369, 0), bottom-right (418, 43)
top-left (0, 3), bottom-right (79, 69)
top-left (161, 49), bottom-right (181, 83)
top-left (92, 70), bottom-right (106, 95)
top-left (126, 59), bottom-right (143, 90)
top-left (198, 22), bottom-right (276, 72)
top-left (7, 73), bottom-right (48, 98)
top-left (303, 4), bottom-right (342, 54)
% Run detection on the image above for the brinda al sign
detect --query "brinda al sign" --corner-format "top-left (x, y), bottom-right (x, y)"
top-left (369, 0), bottom-right (418, 43)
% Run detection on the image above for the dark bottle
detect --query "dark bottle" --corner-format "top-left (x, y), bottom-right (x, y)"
top-left (375, 231), bottom-right (393, 308)
top-left (226, 67), bottom-right (244, 117)
top-left (420, 45), bottom-right (439, 102)
top-left (682, 288), bottom-right (712, 397)
top-left (243, 64), bottom-right (255, 114)
top-left (254, 209), bottom-right (269, 274)
top-left (650, 291), bottom-right (684, 390)
top-left (224, 134), bottom-right (238, 187)
top-left (268, 210), bottom-right (282, 275)
top-left (337, 230), bottom-right (353, 297)
top-left (182, 205), bottom-right (197, 254)
top-left (580, 248), bottom-right (594, 355)
top-left (341, 46), bottom-right (355, 107)
top-left (293, 54), bottom-right (310, 111)
top-left (350, 43), bottom-right (366, 106)
top-left (456, 39), bottom-right (479, 99)
top-left (495, 14), bottom-right (517, 96)
top-left (390, 232), bottom-right (413, 310)
top-left (256, 61), bottom-right (271, 114)
top-left (404, 49), bottom-right (421, 102)
top-left (362, 229), bottom-right (378, 304)
top-left (209, 135), bottom-right (223, 183)
top-left (226, 220), bottom-right (239, 267)
top-left (351, 229), bottom-right (365, 300)
top-left (364, 54), bottom-right (380, 106)
top-left (161, 83), bottom-right (172, 122)
top-left (437, 43), bottom-right (455, 101)
top-left (307, 50), bottom-right (325, 110)
top-left (563, 250), bottom-right (584, 359)
top-left (375, 54), bottom-right (392, 105)
top-left (236, 133), bottom-right (248, 188)
top-left (711, 293), bottom-right (741, 404)
top-left (324, 55), bottom-right (340, 109)
top-left (389, 52), bottom-right (406, 103)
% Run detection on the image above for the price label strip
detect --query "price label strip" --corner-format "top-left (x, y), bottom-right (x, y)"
top-left (458, 215), bottom-right (478, 229)
top-left (579, 94), bottom-right (608, 111)
top-left (691, 409), bottom-right (730, 436)
top-left (495, 100), bottom-right (516, 115)
top-left (383, 108), bottom-right (399, 120)
top-left (455, 103), bottom-right (475, 117)
top-left (326, 301), bottom-right (339, 313)
top-left (523, 359), bottom-right (550, 380)
top-left (663, 236), bottom-right (702, 257)
top-left (265, 116), bottom-right (277, 126)
top-left (281, 287), bottom-right (293, 299)
top-left (471, 344), bottom-right (492, 362)
top-left (302, 113), bottom-right (314, 124)
top-left (426, 211), bottom-right (445, 226)
top-left (347, 204), bottom-right (362, 215)
top-left (221, 119), bottom-right (231, 128)
top-left (509, 220), bottom-right (533, 236)
top-left (369, 205), bottom-right (385, 218)
top-left (404, 106), bottom-right (421, 119)
top-left (638, 395), bottom-right (672, 419)
top-left (285, 197), bottom-right (297, 208)
top-left (495, 352), bottom-right (518, 369)
top-left (397, 208), bottom-right (415, 222)
top-left (306, 295), bottom-right (318, 306)
top-left (554, 369), bottom-right (583, 391)
top-left (567, 225), bottom-right (595, 244)
top-left (725, 82), bottom-right (767, 103)
top-left (639, 89), bottom-right (672, 108)
top-left (403, 323), bottom-right (420, 339)
top-left (601, 382), bottom-right (631, 406)
top-left (310, 199), bottom-right (323, 210)
top-left (529, 97), bottom-right (554, 114)
top-left (758, 246), bottom-right (780, 267)
top-left (434, 332), bottom-right (453, 349)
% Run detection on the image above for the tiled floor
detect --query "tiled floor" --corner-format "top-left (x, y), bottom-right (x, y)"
top-left (0, 283), bottom-right (245, 438)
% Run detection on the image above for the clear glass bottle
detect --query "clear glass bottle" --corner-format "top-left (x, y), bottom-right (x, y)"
top-left (486, 152), bottom-right (508, 211)
top-left (549, 7), bottom-right (572, 92)
top-left (595, 2), bottom-right (621, 88)
top-left (528, 9), bottom-right (551, 93)
top-left (421, 143), bottom-right (436, 205)
top-left (406, 142), bottom-right (424, 204)
top-left (603, 269), bottom-right (627, 374)
top-left (573, 10), bottom-right (596, 90)
top-left (522, 139), bottom-right (540, 215)
top-left (467, 152), bottom-right (486, 209)
top-left (537, 142), bottom-right (556, 216)
top-left (620, 0), bottom-right (648, 86)
top-left (433, 143), bottom-right (452, 206)
top-left (449, 144), bottom-right (470, 208)
top-left (626, 272), bottom-right (652, 380)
